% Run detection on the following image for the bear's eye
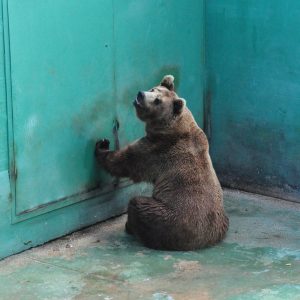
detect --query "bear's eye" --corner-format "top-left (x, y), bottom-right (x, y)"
top-left (154, 98), bottom-right (161, 105)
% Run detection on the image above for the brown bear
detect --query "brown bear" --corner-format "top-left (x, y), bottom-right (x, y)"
top-left (95, 75), bottom-right (229, 250)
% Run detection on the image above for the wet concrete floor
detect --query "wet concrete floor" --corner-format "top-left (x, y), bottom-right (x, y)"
top-left (0, 189), bottom-right (299, 300)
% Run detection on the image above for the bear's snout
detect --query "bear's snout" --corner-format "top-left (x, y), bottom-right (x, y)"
top-left (137, 91), bottom-right (145, 102)
top-left (134, 91), bottom-right (145, 107)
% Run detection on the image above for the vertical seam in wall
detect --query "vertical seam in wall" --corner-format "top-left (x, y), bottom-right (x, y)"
top-left (111, 0), bottom-right (120, 188)
top-left (203, 0), bottom-right (206, 129)
top-left (111, 0), bottom-right (117, 127)
top-left (2, 0), bottom-right (16, 220)
top-left (0, 0), bottom-right (7, 170)
top-left (203, 0), bottom-right (211, 141)
top-left (2, 0), bottom-right (11, 158)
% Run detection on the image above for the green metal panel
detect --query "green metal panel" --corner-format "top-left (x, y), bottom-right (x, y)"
top-left (0, 0), bottom-right (204, 259)
top-left (205, 0), bottom-right (300, 202)
top-left (114, 0), bottom-right (205, 145)
top-left (6, 0), bottom-right (117, 220)
top-left (0, 169), bottom-right (151, 259)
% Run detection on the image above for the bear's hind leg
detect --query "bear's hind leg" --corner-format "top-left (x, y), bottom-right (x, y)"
top-left (126, 197), bottom-right (152, 237)
top-left (125, 221), bottom-right (134, 235)
top-left (126, 196), bottom-right (170, 250)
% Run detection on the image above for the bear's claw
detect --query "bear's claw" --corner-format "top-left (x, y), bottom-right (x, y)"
top-left (95, 139), bottom-right (110, 154)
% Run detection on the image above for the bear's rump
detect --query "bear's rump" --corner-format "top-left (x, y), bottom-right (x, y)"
top-left (128, 197), bottom-right (227, 250)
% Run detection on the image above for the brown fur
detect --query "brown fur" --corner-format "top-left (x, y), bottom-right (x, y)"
top-left (95, 75), bottom-right (229, 250)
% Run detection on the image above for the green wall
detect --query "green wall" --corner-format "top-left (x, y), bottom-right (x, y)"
top-left (114, 0), bottom-right (205, 145)
top-left (205, 0), bottom-right (300, 202)
top-left (0, 0), bottom-right (204, 259)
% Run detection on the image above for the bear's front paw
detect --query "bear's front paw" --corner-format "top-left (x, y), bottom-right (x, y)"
top-left (95, 139), bottom-right (110, 156)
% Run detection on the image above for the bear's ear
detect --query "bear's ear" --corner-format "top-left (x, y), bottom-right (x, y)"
top-left (160, 75), bottom-right (175, 91)
top-left (173, 98), bottom-right (186, 115)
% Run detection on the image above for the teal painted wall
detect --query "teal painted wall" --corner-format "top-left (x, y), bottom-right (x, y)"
top-left (0, 0), bottom-right (204, 259)
top-left (114, 0), bottom-right (205, 147)
top-left (205, 0), bottom-right (300, 202)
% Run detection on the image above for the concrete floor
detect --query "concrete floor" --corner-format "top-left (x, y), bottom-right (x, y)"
top-left (1, 189), bottom-right (300, 300)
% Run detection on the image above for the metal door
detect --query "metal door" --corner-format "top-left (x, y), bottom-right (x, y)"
top-left (0, 0), bottom-right (204, 259)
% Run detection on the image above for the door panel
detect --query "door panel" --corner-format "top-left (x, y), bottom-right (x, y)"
top-left (7, 0), bottom-right (115, 218)
top-left (114, 0), bottom-right (205, 145)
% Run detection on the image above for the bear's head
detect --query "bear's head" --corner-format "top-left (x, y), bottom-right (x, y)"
top-left (133, 75), bottom-right (186, 126)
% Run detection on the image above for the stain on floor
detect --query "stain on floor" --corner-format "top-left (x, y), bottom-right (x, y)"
top-left (1, 189), bottom-right (300, 300)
